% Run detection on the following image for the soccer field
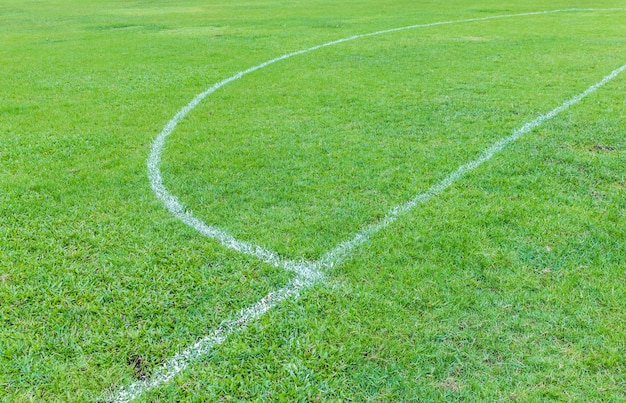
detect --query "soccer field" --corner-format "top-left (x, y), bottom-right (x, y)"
top-left (1, 1), bottom-right (625, 401)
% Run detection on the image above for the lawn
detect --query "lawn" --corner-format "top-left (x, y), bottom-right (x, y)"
top-left (1, 1), bottom-right (625, 401)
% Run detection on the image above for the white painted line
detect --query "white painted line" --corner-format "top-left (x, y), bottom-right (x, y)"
top-left (147, 7), bottom-right (623, 276)
top-left (112, 276), bottom-right (307, 403)
top-left (318, 62), bottom-right (626, 268)
top-left (113, 8), bottom-right (626, 402)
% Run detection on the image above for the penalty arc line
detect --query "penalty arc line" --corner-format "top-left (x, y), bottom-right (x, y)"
top-left (146, 7), bottom-right (624, 280)
top-left (116, 9), bottom-right (626, 403)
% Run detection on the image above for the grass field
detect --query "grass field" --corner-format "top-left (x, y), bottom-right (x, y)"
top-left (1, 0), bottom-right (625, 401)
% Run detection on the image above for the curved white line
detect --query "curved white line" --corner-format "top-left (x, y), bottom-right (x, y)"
top-left (147, 7), bottom-right (623, 275)
top-left (114, 8), bottom-right (626, 402)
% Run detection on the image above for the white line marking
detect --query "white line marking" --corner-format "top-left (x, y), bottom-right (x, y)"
top-left (114, 8), bottom-right (626, 402)
top-left (112, 276), bottom-right (307, 403)
top-left (147, 7), bottom-right (623, 276)
top-left (318, 62), bottom-right (626, 268)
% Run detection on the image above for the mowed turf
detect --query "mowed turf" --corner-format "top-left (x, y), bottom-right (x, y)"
top-left (1, 0), bottom-right (625, 401)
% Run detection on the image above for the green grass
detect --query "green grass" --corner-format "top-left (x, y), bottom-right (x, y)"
top-left (1, 0), bottom-right (625, 401)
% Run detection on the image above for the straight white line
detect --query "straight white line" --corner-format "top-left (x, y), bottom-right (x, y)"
top-left (125, 72), bottom-right (626, 403)
top-left (118, 62), bottom-right (625, 402)
top-left (113, 276), bottom-right (306, 403)
top-left (318, 62), bottom-right (626, 268)
top-left (117, 8), bottom-right (626, 402)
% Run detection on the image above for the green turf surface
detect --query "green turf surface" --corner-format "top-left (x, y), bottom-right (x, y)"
top-left (1, 1), bottom-right (625, 401)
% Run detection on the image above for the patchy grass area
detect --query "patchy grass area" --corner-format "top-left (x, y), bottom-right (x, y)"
top-left (1, 1), bottom-right (624, 401)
